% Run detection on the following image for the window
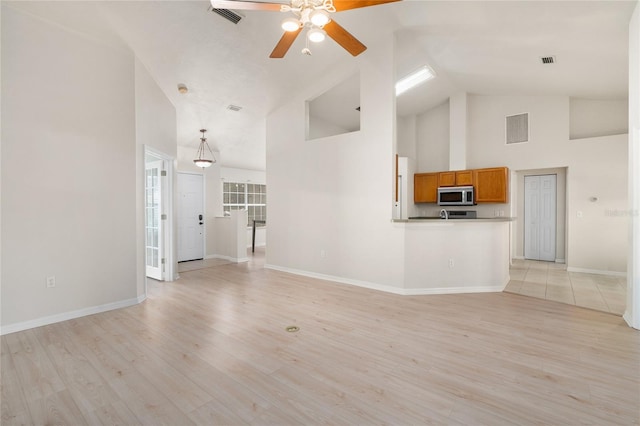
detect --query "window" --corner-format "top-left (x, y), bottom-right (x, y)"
top-left (223, 182), bottom-right (266, 226)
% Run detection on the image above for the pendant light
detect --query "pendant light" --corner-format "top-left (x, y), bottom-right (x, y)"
top-left (193, 129), bottom-right (216, 168)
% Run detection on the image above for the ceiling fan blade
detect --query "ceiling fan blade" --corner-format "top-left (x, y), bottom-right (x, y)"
top-left (270, 28), bottom-right (303, 58)
top-left (211, 0), bottom-right (284, 12)
top-left (324, 20), bottom-right (367, 56)
top-left (333, 0), bottom-right (401, 12)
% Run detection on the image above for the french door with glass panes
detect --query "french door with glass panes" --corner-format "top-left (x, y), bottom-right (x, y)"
top-left (145, 160), bottom-right (164, 280)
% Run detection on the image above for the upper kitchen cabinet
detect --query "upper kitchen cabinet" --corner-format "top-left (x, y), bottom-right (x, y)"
top-left (438, 171), bottom-right (456, 187)
top-left (474, 167), bottom-right (509, 203)
top-left (414, 172), bottom-right (438, 203)
top-left (438, 170), bottom-right (474, 187)
top-left (455, 170), bottom-right (474, 186)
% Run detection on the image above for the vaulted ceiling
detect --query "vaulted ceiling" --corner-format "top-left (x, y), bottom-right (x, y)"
top-left (7, 0), bottom-right (635, 171)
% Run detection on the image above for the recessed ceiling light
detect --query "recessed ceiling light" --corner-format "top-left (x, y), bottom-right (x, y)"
top-left (396, 66), bottom-right (435, 96)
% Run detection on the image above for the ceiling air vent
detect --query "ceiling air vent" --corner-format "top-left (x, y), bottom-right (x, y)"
top-left (210, 7), bottom-right (243, 24)
top-left (540, 56), bottom-right (556, 64)
top-left (506, 113), bottom-right (529, 144)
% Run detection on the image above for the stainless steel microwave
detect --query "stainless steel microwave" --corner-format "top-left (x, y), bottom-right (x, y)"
top-left (437, 186), bottom-right (475, 206)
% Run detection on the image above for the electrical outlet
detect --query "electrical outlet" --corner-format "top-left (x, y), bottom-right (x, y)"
top-left (46, 276), bottom-right (56, 288)
top-left (577, 211), bottom-right (583, 218)
top-left (448, 258), bottom-right (454, 269)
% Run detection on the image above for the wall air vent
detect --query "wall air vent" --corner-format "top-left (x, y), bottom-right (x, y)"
top-left (227, 104), bottom-right (243, 112)
top-left (540, 56), bottom-right (556, 64)
top-left (210, 7), bottom-right (243, 24)
top-left (506, 113), bottom-right (529, 144)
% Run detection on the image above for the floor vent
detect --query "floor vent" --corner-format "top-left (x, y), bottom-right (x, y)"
top-left (506, 113), bottom-right (529, 144)
top-left (540, 56), bottom-right (556, 64)
top-left (211, 7), bottom-right (242, 24)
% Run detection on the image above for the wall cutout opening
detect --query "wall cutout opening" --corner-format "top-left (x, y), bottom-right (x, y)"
top-left (306, 73), bottom-right (360, 140)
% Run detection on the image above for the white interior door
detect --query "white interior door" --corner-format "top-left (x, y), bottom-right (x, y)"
top-left (524, 174), bottom-right (557, 261)
top-left (145, 160), bottom-right (164, 280)
top-left (178, 173), bottom-right (204, 262)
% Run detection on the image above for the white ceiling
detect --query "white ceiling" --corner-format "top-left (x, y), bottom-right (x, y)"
top-left (7, 0), bottom-right (635, 171)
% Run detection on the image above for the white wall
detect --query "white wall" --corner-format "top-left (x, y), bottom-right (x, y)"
top-left (210, 210), bottom-right (248, 262)
top-left (1, 6), bottom-right (137, 331)
top-left (416, 100), bottom-right (450, 172)
top-left (308, 114), bottom-right (352, 140)
top-left (266, 39), bottom-right (406, 289)
top-left (397, 115), bottom-right (417, 160)
top-left (135, 59), bottom-right (177, 287)
top-left (221, 167), bottom-right (266, 184)
top-left (467, 95), bottom-right (628, 273)
top-left (570, 98), bottom-right (629, 140)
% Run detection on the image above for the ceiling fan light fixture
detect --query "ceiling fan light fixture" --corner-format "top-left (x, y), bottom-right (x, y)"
top-left (281, 17), bottom-right (300, 32)
top-left (309, 9), bottom-right (330, 27)
top-left (307, 27), bottom-right (326, 43)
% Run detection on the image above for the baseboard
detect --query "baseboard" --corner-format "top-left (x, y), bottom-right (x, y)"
top-left (623, 311), bottom-right (639, 330)
top-left (206, 254), bottom-right (249, 263)
top-left (566, 266), bottom-right (626, 277)
top-left (0, 296), bottom-right (144, 336)
top-left (512, 256), bottom-right (567, 264)
top-left (265, 264), bottom-right (507, 296)
top-left (246, 243), bottom-right (266, 249)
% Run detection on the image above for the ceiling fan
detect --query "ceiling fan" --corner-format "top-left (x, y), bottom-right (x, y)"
top-left (210, 0), bottom-right (401, 58)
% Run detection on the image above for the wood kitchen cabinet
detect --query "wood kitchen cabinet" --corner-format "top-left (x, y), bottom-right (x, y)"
top-left (414, 173), bottom-right (438, 203)
top-left (455, 170), bottom-right (474, 186)
top-left (474, 167), bottom-right (509, 203)
top-left (438, 170), bottom-right (474, 187)
top-left (438, 172), bottom-right (456, 187)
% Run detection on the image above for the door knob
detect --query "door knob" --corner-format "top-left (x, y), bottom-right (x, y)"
top-left (199, 222), bottom-right (203, 225)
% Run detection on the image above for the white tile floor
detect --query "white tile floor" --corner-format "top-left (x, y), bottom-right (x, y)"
top-left (505, 259), bottom-right (627, 315)
top-left (177, 257), bottom-right (233, 273)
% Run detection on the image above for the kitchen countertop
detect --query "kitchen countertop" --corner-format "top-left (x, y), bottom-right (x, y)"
top-left (392, 217), bottom-right (515, 223)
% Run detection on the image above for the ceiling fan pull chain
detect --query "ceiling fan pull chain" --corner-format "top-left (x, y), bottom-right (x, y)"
top-left (302, 34), bottom-right (312, 55)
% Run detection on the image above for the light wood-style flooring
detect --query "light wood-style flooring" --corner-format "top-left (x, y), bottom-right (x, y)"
top-left (2, 249), bottom-right (639, 425)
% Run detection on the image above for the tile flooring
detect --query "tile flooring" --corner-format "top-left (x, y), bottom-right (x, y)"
top-left (505, 259), bottom-right (627, 315)
top-left (177, 257), bottom-right (233, 273)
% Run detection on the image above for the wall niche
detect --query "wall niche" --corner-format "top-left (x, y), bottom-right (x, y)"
top-left (306, 73), bottom-right (360, 140)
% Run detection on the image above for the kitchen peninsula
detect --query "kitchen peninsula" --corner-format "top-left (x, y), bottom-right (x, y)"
top-left (392, 216), bottom-right (512, 295)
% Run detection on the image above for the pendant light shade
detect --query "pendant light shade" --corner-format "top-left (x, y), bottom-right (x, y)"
top-left (281, 17), bottom-right (300, 32)
top-left (193, 129), bottom-right (216, 168)
top-left (309, 9), bottom-right (330, 27)
top-left (307, 27), bottom-right (326, 43)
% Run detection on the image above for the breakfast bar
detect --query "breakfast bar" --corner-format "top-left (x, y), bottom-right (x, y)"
top-left (392, 217), bottom-right (513, 295)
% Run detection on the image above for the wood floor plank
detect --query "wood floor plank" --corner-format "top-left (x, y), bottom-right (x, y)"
top-left (31, 322), bottom-right (122, 416)
top-left (2, 251), bottom-right (639, 425)
top-left (3, 329), bottom-right (66, 400)
top-left (1, 337), bottom-right (33, 425)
